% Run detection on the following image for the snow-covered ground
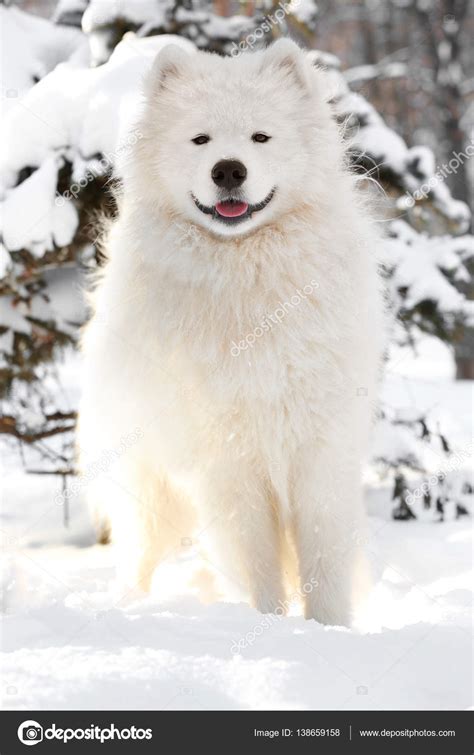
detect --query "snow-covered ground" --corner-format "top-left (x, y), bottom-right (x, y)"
top-left (1, 342), bottom-right (472, 711)
top-left (1, 513), bottom-right (472, 711)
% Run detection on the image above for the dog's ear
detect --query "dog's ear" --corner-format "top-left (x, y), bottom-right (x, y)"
top-left (263, 39), bottom-right (312, 93)
top-left (148, 44), bottom-right (192, 94)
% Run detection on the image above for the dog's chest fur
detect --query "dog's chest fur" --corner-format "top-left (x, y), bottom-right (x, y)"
top-left (127, 219), bottom-right (364, 447)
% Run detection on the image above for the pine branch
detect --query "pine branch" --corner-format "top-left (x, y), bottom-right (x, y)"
top-left (0, 412), bottom-right (76, 444)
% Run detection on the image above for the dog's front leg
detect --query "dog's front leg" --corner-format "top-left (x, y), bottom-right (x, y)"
top-left (199, 462), bottom-right (285, 615)
top-left (291, 441), bottom-right (369, 626)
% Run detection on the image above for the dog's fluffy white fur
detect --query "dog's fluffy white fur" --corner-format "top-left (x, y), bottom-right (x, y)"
top-left (78, 40), bottom-right (386, 625)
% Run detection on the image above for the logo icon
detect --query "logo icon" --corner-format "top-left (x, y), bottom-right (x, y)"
top-left (17, 721), bottom-right (43, 746)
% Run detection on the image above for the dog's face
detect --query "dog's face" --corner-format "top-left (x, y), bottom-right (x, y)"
top-left (140, 40), bottom-right (332, 238)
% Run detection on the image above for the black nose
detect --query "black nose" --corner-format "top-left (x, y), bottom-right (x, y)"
top-left (211, 159), bottom-right (247, 190)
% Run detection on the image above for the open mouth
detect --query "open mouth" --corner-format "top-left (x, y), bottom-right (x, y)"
top-left (192, 188), bottom-right (275, 224)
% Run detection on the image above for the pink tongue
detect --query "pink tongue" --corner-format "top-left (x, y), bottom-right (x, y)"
top-left (215, 201), bottom-right (249, 218)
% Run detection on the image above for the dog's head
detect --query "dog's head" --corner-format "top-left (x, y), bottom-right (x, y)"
top-left (138, 39), bottom-right (335, 238)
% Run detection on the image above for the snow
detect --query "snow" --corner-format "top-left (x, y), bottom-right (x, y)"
top-left (0, 30), bottom-right (198, 364)
top-left (1, 34), bottom-right (195, 193)
top-left (80, 0), bottom-right (257, 63)
top-left (0, 33), bottom-right (195, 265)
top-left (82, 0), bottom-right (169, 31)
top-left (1, 347), bottom-right (472, 711)
top-left (1, 156), bottom-right (79, 257)
top-left (30, 267), bottom-right (87, 336)
top-left (285, 0), bottom-right (318, 27)
top-left (0, 265), bottom-right (86, 343)
top-left (384, 220), bottom-right (474, 321)
top-left (338, 91), bottom-right (410, 175)
top-left (0, 6), bottom-right (85, 116)
top-left (335, 84), bottom-right (471, 231)
top-left (1, 488), bottom-right (471, 710)
top-left (176, 8), bottom-right (254, 39)
top-left (344, 62), bottom-right (407, 84)
top-left (0, 297), bottom-right (32, 335)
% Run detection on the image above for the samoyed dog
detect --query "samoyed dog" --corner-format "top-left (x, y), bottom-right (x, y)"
top-left (78, 39), bottom-right (385, 625)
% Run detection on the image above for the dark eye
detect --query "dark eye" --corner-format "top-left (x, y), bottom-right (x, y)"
top-left (252, 133), bottom-right (271, 143)
top-left (192, 134), bottom-right (210, 145)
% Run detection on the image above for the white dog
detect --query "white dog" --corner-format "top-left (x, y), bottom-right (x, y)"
top-left (78, 39), bottom-right (385, 625)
